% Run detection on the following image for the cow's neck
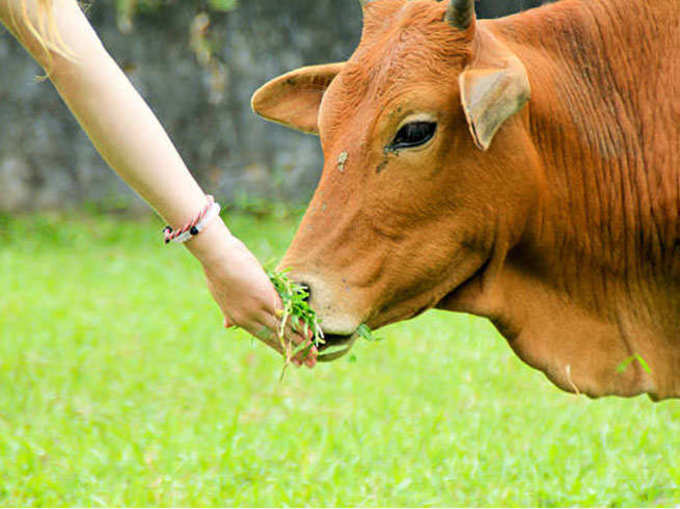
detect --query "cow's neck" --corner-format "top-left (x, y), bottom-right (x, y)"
top-left (443, 0), bottom-right (680, 399)
top-left (503, 0), bottom-right (680, 274)
top-left (517, 0), bottom-right (679, 307)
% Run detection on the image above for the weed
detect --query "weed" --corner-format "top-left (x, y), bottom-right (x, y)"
top-left (617, 354), bottom-right (652, 375)
top-left (267, 271), bottom-right (380, 371)
top-left (357, 323), bottom-right (383, 343)
top-left (267, 270), bottom-right (324, 374)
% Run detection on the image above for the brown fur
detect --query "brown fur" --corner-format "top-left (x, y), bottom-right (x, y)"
top-left (252, 0), bottom-right (680, 400)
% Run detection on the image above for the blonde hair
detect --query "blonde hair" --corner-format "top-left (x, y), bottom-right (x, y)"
top-left (10, 0), bottom-right (74, 64)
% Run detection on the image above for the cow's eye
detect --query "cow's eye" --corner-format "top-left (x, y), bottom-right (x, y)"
top-left (389, 121), bottom-right (437, 150)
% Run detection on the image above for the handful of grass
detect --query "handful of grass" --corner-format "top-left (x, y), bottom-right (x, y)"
top-left (267, 270), bottom-right (324, 364)
top-left (267, 270), bottom-right (381, 374)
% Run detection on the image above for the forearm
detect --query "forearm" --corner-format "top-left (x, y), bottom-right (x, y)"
top-left (53, 51), bottom-right (209, 230)
top-left (0, 1), bottom-right (318, 363)
top-left (1, 0), bottom-right (209, 231)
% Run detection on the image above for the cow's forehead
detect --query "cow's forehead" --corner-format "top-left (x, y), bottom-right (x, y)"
top-left (361, 0), bottom-right (446, 36)
top-left (357, 0), bottom-right (470, 73)
top-left (319, 0), bottom-right (471, 138)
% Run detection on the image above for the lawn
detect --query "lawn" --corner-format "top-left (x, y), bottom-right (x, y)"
top-left (0, 212), bottom-right (678, 507)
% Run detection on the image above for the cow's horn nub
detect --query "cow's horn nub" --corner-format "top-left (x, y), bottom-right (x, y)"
top-left (445, 0), bottom-right (475, 30)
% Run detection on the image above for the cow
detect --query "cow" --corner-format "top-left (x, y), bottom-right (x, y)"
top-left (251, 0), bottom-right (680, 400)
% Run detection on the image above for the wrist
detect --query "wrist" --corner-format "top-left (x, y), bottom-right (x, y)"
top-left (184, 215), bottom-right (236, 267)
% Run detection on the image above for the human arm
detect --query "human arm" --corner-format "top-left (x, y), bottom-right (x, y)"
top-left (0, 0), bottom-right (317, 365)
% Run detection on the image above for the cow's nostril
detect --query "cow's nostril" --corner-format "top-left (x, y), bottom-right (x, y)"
top-left (298, 282), bottom-right (311, 303)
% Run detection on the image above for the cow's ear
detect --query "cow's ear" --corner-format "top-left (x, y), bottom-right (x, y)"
top-left (251, 63), bottom-right (345, 135)
top-left (459, 45), bottom-right (530, 151)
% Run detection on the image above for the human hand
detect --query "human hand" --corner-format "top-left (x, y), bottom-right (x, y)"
top-left (187, 218), bottom-right (317, 367)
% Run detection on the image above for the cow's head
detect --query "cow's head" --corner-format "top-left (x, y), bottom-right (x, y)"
top-left (252, 0), bottom-right (540, 358)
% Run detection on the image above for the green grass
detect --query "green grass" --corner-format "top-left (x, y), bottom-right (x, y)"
top-left (0, 212), bottom-right (679, 507)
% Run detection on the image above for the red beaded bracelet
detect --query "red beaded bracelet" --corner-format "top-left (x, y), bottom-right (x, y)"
top-left (163, 195), bottom-right (221, 245)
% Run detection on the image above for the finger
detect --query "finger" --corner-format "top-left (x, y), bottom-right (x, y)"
top-left (256, 314), bottom-right (319, 364)
top-left (288, 322), bottom-right (318, 366)
top-left (266, 293), bottom-right (284, 318)
top-left (291, 320), bottom-right (318, 361)
top-left (251, 322), bottom-right (284, 355)
top-left (263, 315), bottom-right (307, 359)
top-left (284, 319), bottom-right (314, 347)
top-left (305, 345), bottom-right (318, 368)
top-left (272, 323), bottom-right (316, 364)
top-left (287, 316), bottom-right (315, 344)
top-left (290, 337), bottom-right (318, 366)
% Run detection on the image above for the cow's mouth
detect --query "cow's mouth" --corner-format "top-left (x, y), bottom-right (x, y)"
top-left (317, 332), bottom-right (357, 362)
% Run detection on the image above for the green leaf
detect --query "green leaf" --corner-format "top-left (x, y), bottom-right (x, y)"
top-left (357, 323), bottom-right (382, 342)
top-left (208, 0), bottom-right (238, 12)
top-left (617, 354), bottom-right (652, 375)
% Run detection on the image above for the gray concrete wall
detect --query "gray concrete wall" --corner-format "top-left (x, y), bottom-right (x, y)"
top-left (0, 0), bottom-right (550, 212)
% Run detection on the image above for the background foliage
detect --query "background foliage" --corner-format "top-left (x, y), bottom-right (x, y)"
top-left (1, 0), bottom-right (552, 212)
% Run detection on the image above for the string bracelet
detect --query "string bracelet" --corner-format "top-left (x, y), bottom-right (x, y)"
top-left (163, 195), bottom-right (222, 245)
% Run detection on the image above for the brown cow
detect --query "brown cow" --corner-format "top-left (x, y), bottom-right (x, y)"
top-left (251, 0), bottom-right (680, 400)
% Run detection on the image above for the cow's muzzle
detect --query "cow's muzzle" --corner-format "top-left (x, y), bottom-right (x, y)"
top-left (284, 274), bottom-right (364, 360)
